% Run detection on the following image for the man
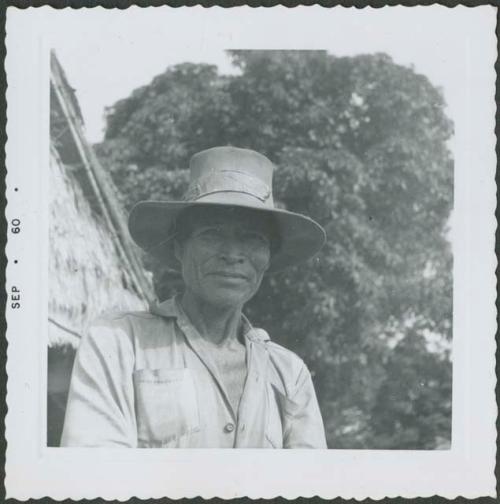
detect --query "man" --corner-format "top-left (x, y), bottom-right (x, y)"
top-left (61, 146), bottom-right (327, 448)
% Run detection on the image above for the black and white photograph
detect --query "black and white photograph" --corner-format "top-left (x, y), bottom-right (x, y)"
top-left (49, 33), bottom-right (455, 453)
top-left (4, 4), bottom-right (497, 500)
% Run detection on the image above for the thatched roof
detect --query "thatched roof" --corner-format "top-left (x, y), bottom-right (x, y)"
top-left (49, 52), bottom-right (155, 348)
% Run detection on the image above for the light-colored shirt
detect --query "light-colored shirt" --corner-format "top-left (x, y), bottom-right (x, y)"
top-left (61, 297), bottom-right (327, 448)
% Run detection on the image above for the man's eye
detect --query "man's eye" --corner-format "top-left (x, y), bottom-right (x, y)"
top-left (197, 227), bottom-right (223, 241)
top-left (242, 232), bottom-right (269, 247)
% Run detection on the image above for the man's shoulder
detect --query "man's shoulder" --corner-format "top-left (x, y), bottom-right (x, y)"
top-left (249, 327), bottom-right (303, 361)
top-left (90, 309), bottom-right (164, 330)
top-left (249, 328), bottom-right (306, 378)
top-left (86, 305), bottom-right (174, 345)
top-left (95, 309), bottom-right (159, 323)
top-left (94, 297), bottom-right (178, 325)
top-left (266, 340), bottom-right (304, 366)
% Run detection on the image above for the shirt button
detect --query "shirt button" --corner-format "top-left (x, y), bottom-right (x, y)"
top-left (224, 422), bottom-right (235, 433)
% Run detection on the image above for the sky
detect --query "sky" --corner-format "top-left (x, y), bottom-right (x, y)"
top-left (33, 5), bottom-right (494, 144)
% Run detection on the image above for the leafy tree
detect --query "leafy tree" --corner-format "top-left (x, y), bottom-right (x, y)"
top-left (96, 50), bottom-right (453, 449)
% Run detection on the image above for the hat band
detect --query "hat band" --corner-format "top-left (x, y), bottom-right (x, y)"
top-left (183, 170), bottom-right (271, 203)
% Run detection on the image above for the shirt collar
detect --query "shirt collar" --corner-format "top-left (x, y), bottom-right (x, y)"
top-left (149, 296), bottom-right (270, 343)
top-left (149, 297), bottom-right (178, 319)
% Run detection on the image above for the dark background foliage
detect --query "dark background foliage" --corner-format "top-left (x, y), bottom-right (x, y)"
top-left (96, 50), bottom-right (453, 449)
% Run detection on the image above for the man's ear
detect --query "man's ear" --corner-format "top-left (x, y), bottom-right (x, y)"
top-left (264, 259), bottom-right (271, 272)
top-left (263, 252), bottom-right (272, 272)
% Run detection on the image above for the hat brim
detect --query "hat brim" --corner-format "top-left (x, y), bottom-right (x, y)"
top-left (128, 200), bottom-right (326, 272)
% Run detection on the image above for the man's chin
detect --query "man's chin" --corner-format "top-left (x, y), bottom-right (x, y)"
top-left (202, 288), bottom-right (252, 309)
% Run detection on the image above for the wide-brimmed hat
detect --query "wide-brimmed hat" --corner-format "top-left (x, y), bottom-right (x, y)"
top-left (128, 146), bottom-right (326, 272)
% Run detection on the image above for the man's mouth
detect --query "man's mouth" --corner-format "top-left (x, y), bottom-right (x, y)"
top-left (209, 271), bottom-right (248, 280)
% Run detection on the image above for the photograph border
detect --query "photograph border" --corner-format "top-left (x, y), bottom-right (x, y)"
top-left (2, 3), bottom-right (498, 500)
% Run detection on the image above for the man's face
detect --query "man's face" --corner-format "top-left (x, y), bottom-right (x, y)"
top-left (174, 208), bottom-right (272, 309)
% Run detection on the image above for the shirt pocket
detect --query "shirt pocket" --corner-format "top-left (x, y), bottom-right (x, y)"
top-left (133, 368), bottom-right (200, 447)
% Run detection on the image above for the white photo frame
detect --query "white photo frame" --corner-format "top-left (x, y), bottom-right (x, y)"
top-left (4, 5), bottom-right (497, 499)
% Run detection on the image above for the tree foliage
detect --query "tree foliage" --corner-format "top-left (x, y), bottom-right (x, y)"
top-left (96, 50), bottom-right (453, 449)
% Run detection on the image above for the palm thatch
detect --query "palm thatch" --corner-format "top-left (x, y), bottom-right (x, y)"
top-left (49, 51), bottom-right (155, 348)
top-left (48, 52), bottom-right (156, 446)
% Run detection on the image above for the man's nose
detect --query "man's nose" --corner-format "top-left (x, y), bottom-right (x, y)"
top-left (218, 237), bottom-right (246, 263)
